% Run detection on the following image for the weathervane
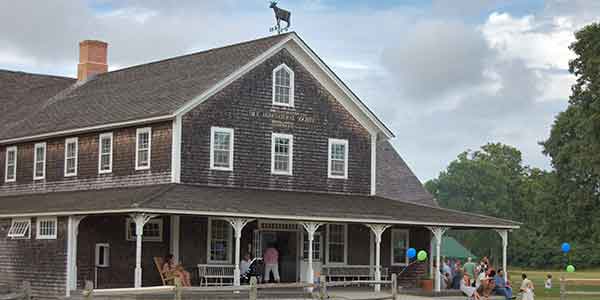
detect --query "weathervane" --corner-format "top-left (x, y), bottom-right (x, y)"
top-left (269, 1), bottom-right (291, 34)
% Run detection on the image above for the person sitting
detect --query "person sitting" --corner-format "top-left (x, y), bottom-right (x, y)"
top-left (494, 269), bottom-right (515, 300)
top-left (162, 254), bottom-right (191, 287)
top-left (478, 269), bottom-right (496, 299)
top-left (461, 273), bottom-right (481, 300)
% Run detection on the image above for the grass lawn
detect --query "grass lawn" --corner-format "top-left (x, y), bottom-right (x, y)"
top-left (509, 268), bottom-right (600, 300)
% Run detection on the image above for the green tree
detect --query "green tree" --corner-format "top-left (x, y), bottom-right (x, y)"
top-left (542, 22), bottom-right (600, 266)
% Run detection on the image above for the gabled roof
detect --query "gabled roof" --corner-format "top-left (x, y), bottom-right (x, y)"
top-left (376, 141), bottom-right (438, 206)
top-left (0, 32), bottom-right (393, 144)
top-left (0, 184), bottom-right (520, 229)
top-left (0, 70), bottom-right (75, 135)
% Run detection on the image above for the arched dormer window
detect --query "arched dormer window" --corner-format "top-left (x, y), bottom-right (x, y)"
top-left (272, 64), bottom-right (294, 107)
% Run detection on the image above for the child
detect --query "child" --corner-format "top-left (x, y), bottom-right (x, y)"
top-left (545, 273), bottom-right (552, 289)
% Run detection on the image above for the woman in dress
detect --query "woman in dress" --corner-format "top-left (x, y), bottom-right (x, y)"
top-left (162, 254), bottom-right (192, 287)
top-left (520, 273), bottom-right (535, 300)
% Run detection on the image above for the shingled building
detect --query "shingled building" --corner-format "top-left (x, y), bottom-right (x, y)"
top-left (0, 33), bottom-right (518, 299)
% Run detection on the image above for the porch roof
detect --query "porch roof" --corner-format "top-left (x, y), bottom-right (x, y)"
top-left (0, 184), bottom-right (519, 229)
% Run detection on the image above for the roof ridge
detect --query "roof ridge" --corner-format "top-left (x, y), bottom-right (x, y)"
top-left (94, 32), bottom-right (295, 78)
top-left (0, 68), bottom-right (75, 81)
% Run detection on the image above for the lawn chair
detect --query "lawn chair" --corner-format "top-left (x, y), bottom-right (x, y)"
top-left (154, 257), bottom-right (177, 285)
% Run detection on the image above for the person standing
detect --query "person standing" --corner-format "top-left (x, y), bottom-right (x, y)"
top-left (520, 273), bottom-right (535, 300)
top-left (263, 243), bottom-right (280, 283)
top-left (463, 257), bottom-right (477, 286)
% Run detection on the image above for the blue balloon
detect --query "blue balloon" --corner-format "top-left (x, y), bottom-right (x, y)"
top-left (407, 248), bottom-right (417, 259)
top-left (561, 242), bottom-right (571, 253)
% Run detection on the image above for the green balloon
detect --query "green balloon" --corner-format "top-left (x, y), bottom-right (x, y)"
top-left (417, 250), bottom-right (428, 261)
top-left (566, 265), bottom-right (575, 273)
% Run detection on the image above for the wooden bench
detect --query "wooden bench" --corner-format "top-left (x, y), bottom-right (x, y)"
top-left (197, 264), bottom-right (235, 286)
top-left (322, 265), bottom-right (388, 282)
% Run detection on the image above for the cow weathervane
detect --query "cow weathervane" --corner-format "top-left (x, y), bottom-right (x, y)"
top-left (269, 1), bottom-right (291, 34)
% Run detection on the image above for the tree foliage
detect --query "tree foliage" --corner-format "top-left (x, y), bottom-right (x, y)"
top-left (426, 23), bottom-right (600, 268)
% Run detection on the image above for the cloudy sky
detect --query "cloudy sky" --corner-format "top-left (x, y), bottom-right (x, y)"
top-left (1, 0), bottom-right (596, 180)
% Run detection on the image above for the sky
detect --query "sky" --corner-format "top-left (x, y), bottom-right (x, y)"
top-left (0, 0), bottom-right (598, 181)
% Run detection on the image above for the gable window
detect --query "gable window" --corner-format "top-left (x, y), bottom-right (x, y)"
top-left (135, 127), bottom-right (152, 170)
top-left (37, 217), bottom-right (58, 239)
top-left (391, 229), bottom-right (409, 266)
top-left (328, 139), bottom-right (348, 179)
top-left (98, 133), bottom-right (113, 174)
top-left (207, 218), bottom-right (232, 263)
top-left (126, 218), bottom-right (163, 242)
top-left (271, 133), bottom-right (293, 175)
top-left (326, 224), bottom-right (347, 264)
top-left (5, 146), bottom-right (17, 182)
top-left (33, 142), bottom-right (46, 180)
top-left (272, 64), bottom-right (294, 107)
top-left (8, 218), bottom-right (31, 239)
top-left (64, 138), bottom-right (78, 177)
top-left (210, 127), bottom-right (234, 171)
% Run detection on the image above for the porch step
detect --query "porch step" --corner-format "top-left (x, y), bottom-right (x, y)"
top-left (64, 289), bottom-right (312, 300)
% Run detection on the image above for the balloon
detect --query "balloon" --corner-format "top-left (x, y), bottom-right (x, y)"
top-left (566, 265), bottom-right (575, 273)
top-left (561, 243), bottom-right (571, 253)
top-left (407, 248), bottom-right (417, 259)
top-left (417, 250), bottom-right (428, 261)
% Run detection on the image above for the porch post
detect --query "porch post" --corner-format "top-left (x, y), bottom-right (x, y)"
top-left (227, 218), bottom-right (253, 286)
top-left (66, 215), bottom-right (85, 297)
top-left (170, 215), bottom-right (180, 263)
top-left (427, 226), bottom-right (448, 292)
top-left (301, 222), bottom-right (322, 287)
top-left (495, 229), bottom-right (509, 283)
top-left (366, 224), bottom-right (391, 292)
top-left (131, 213), bottom-right (157, 288)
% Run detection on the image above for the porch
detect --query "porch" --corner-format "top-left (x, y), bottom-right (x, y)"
top-left (0, 183), bottom-right (519, 298)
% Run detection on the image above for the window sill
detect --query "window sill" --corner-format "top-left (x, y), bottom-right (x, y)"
top-left (37, 236), bottom-right (57, 240)
top-left (210, 166), bottom-right (233, 172)
top-left (64, 173), bottom-right (77, 178)
top-left (272, 102), bottom-right (294, 108)
top-left (271, 171), bottom-right (293, 176)
top-left (135, 166), bottom-right (151, 171)
top-left (328, 175), bottom-right (348, 180)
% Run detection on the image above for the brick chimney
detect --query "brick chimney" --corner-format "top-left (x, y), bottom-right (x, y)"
top-left (77, 40), bottom-right (108, 81)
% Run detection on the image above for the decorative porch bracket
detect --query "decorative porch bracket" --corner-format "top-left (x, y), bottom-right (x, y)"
top-left (301, 222), bottom-right (322, 289)
top-left (131, 213), bottom-right (158, 288)
top-left (366, 224), bottom-right (391, 292)
top-left (495, 229), bottom-right (509, 283)
top-left (427, 226), bottom-right (449, 292)
top-left (66, 215), bottom-right (86, 297)
top-left (227, 218), bottom-right (254, 286)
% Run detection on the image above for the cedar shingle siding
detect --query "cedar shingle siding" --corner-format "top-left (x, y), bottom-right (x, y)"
top-left (181, 49), bottom-right (372, 194)
top-left (0, 122), bottom-right (172, 197)
top-left (0, 217), bottom-right (68, 300)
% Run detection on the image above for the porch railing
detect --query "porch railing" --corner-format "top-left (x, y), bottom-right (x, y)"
top-left (82, 274), bottom-right (399, 300)
top-left (560, 277), bottom-right (600, 300)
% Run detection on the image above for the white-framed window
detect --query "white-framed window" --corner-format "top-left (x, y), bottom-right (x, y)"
top-left (135, 127), bottom-right (152, 170)
top-left (36, 217), bottom-right (58, 239)
top-left (64, 138), bottom-right (78, 177)
top-left (326, 224), bottom-right (347, 265)
top-left (126, 218), bottom-right (163, 242)
top-left (33, 142), bottom-right (46, 180)
top-left (5, 146), bottom-right (17, 183)
top-left (272, 64), bottom-right (294, 107)
top-left (207, 218), bottom-right (232, 263)
top-left (391, 229), bottom-right (410, 266)
top-left (271, 133), bottom-right (293, 175)
top-left (95, 243), bottom-right (110, 267)
top-left (328, 139), bottom-right (348, 179)
top-left (98, 133), bottom-right (113, 174)
top-left (302, 232), bottom-right (322, 261)
top-left (7, 218), bottom-right (31, 239)
top-left (210, 127), bottom-right (234, 171)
